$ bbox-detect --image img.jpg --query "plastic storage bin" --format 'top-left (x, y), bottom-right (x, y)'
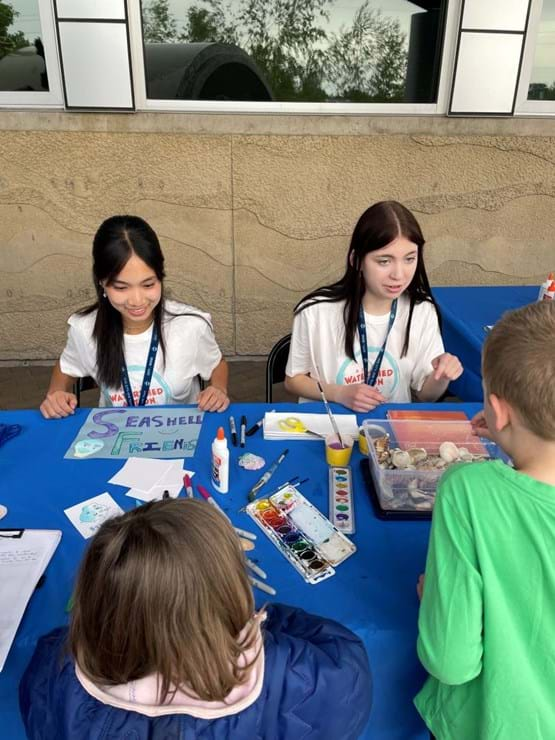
top-left (361, 418), bottom-right (508, 519)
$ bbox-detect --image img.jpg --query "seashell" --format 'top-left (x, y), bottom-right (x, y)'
top-left (391, 449), bottom-right (412, 469)
top-left (408, 447), bottom-right (428, 464)
top-left (439, 441), bottom-right (460, 463)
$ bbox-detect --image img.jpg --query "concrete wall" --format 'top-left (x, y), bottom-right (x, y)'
top-left (0, 112), bottom-right (554, 362)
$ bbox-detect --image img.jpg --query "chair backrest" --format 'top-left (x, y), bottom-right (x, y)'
top-left (72, 376), bottom-right (97, 408)
top-left (265, 333), bottom-right (291, 403)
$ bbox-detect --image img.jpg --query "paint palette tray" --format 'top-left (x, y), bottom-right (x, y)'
top-left (329, 466), bottom-right (355, 534)
top-left (246, 486), bottom-right (356, 585)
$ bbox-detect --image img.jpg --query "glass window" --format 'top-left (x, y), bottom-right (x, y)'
top-left (140, 0), bottom-right (447, 103)
top-left (0, 0), bottom-right (49, 91)
top-left (528, 0), bottom-right (555, 100)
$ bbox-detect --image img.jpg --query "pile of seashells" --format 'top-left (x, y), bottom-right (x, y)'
top-left (373, 434), bottom-right (487, 471)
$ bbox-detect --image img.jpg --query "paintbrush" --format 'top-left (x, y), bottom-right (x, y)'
top-left (246, 449), bottom-right (289, 503)
top-left (315, 376), bottom-right (346, 449)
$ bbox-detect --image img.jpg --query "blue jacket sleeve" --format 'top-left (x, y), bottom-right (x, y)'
top-left (263, 603), bottom-right (372, 740)
top-left (19, 627), bottom-right (71, 740)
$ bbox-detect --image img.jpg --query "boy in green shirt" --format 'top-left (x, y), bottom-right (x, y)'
top-left (415, 301), bottom-right (555, 739)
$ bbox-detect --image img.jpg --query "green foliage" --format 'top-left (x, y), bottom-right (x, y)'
top-left (143, 0), bottom-right (408, 102)
top-left (325, 4), bottom-right (407, 101)
top-left (0, 1), bottom-right (28, 60)
top-left (143, 0), bottom-right (178, 43)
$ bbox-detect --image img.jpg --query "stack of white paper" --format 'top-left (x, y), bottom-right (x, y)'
top-left (263, 412), bottom-right (359, 441)
top-left (109, 457), bottom-right (194, 502)
top-left (0, 529), bottom-right (61, 671)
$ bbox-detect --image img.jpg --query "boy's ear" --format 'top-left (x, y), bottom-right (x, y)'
top-left (489, 393), bottom-right (511, 432)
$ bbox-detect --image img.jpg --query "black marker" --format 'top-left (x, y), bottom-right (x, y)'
top-left (245, 408), bottom-right (275, 437)
top-left (229, 415), bottom-right (238, 446)
top-left (240, 415), bottom-right (247, 447)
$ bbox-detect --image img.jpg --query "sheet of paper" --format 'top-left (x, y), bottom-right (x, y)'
top-left (0, 529), bottom-right (61, 671)
top-left (157, 460), bottom-right (188, 486)
top-left (64, 493), bottom-right (124, 539)
top-left (126, 484), bottom-right (183, 502)
top-left (64, 407), bottom-right (204, 460)
top-left (109, 457), bottom-right (176, 490)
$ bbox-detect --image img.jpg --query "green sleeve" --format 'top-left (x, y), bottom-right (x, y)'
top-left (417, 476), bottom-right (483, 685)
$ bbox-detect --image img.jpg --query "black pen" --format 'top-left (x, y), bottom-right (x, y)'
top-left (246, 408), bottom-right (275, 437)
top-left (240, 415), bottom-right (247, 447)
top-left (229, 415), bottom-right (237, 446)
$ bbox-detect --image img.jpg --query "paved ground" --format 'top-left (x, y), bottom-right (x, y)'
top-left (0, 361), bottom-right (296, 411)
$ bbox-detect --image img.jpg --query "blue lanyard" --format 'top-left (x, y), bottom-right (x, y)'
top-left (358, 299), bottom-right (397, 386)
top-left (120, 324), bottom-right (159, 407)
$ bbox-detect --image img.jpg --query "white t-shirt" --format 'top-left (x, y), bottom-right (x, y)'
top-left (285, 295), bottom-right (444, 403)
top-left (60, 300), bottom-right (222, 407)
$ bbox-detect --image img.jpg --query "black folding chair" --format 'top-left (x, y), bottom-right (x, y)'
top-left (265, 334), bottom-right (291, 403)
top-left (72, 377), bottom-right (97, 408)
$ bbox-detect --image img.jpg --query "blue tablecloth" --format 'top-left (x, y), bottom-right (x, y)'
top-left (0, 401), bottom-right (482, 740)
top-left (433, 285), bottom-right (538, 401)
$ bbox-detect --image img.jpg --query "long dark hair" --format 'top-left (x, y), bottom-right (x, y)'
top-left (294, 200), bottom-right (440, 359)
top-left (79, 215), bottom-right (167, 388)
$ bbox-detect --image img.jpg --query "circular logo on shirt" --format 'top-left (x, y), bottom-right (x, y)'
top-left (102, 368), bottom-right (172, 407)
top-left (336, 347), bottom-right (400, 399)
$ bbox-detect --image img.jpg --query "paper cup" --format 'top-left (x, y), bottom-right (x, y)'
top-left (325, 433), bottom-right (354, 466)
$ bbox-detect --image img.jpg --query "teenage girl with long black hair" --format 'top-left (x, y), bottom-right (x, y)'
top-left (40, 215), bottom-right (229, 418)
top-left (284, 201), bottom-right (463, 412)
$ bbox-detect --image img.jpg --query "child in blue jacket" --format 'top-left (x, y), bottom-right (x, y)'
top-left (19, 498), bottom-right (371, 739)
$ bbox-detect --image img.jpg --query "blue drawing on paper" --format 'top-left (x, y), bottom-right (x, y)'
top-left (79, 503), bottom-right (107, 523)
top-left (64, 407), bottom-right (205, 460)
top-left (74, 439), bottom-right (104, 458)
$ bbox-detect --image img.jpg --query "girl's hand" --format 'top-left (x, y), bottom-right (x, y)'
top-left (470, 410), bottom-right (495, 440)
top-left (431, 353), bottom-right (463, 381)
top-left (40, 391), bottom-right (78, 419)
top-left (335, 383), bottom-right (385, 413)
top-left (198, 385), bottom-right (230, 412)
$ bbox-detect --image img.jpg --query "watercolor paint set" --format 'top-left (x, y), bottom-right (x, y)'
top-left (328, 466), bottom-right (355, 534)
top-left (246, 486), bottom-right (356, 585)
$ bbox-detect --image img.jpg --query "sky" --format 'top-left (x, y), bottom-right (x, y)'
top-left (166, 0), bottom-right (423, 37)
top-left (10, 0), bottom-right (554, 87)
top-left (531, 0), bottom-right (555, 85)
top-left (6, 0), bottom-right (42, 40)
top-left (6, 0), bottom-right (425, 41)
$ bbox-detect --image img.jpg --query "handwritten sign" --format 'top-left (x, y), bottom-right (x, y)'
top-left (64, 407), bottom-right (204, 460)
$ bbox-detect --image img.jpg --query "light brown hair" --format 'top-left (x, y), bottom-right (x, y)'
top-left (70, 498), bottom-right (258, 703)
top-left (482, 300), bottom-right (555, 440)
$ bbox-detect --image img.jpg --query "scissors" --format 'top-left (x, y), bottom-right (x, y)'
top-left (277, 417), bottom-right (324, 438)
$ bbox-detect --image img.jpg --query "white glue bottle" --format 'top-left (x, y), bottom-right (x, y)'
top-left (538, 272), bottom-right (554, 300)
top-left (211, 426), bottom-right (230, 493)
top-left (542, 280), bottom-right (555, 301)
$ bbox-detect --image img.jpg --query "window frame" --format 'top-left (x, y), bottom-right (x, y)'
top-left (515, 0), bottom-right (555, 114)
top-left (128, 0), bottom-right (462, 115)
top-left (0, 0), bottom-right (64, 107)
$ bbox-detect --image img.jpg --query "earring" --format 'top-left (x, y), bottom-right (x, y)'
top-left (103, 291), bottom-right (106, 298)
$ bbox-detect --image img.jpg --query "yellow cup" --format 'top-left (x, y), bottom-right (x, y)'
top-left (325, 433), bottom-right (354, 466)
